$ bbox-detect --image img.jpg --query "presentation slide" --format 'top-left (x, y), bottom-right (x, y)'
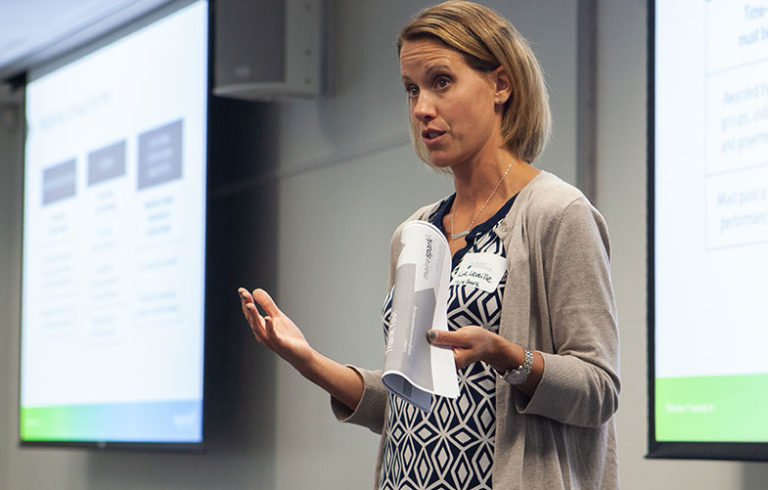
top-left (654, 0), bottom-right (768, 443)
top-left (20, 0), bottom-right (208, 444)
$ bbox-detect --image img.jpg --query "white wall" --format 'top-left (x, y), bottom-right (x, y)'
top-left (1, 1), bottom-right (768, 489)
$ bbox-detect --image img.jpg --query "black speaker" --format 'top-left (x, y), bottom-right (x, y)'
top-left (214, 0), bottom-right (323, 101)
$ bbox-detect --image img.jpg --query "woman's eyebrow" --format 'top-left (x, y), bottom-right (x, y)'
top-left (401, 63), bottom-right (453, 83)
top-left (424, 63), bottom-right (452, 74)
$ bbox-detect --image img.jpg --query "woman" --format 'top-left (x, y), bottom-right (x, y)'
top-left (239, 1), bottom-right (620, 488)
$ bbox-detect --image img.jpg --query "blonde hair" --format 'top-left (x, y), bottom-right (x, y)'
top-left (398, 1), bottom-right (551, 168)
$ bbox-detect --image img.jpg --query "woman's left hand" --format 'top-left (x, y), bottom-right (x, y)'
top-left (426, 326), bottom-right (502, 370)
top-left (428, 326), bottom-right (542, 396)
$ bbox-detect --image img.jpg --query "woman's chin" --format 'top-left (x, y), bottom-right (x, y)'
top-left (426, 153), bottom-right (456, 170)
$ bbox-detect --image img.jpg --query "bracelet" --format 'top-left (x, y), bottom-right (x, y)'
top-left (493, 348), bottom-right (534, 385)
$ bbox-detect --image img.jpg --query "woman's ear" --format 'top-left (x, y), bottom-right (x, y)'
top-left (492, 66), bottom-right (512, 105)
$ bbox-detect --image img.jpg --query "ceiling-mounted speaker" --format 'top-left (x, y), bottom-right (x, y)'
top-left (214, 0), bottom-right (323, 101)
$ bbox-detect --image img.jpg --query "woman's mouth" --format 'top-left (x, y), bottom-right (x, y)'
top-left (422, 128), bottom-right (446, 145)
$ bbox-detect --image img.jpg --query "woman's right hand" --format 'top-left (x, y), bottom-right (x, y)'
top-left (237, 287), bottom-right (364, 411)
top-left (238, 287), bottom-right (315, 370)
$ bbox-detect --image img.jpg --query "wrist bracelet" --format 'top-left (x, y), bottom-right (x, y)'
top-left (493, 348), bottom-right (534, 385)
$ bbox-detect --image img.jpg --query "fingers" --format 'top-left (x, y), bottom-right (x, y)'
top-left (263, 314), bottom-right (276, 339)
top-left (426, 329), bottom-right (469, 348)
top-left (427, 329), bottom-right (465, 368)
top-left (427, 326), bottom-right (495, 369)
top-left (238, 287), bottom-right (268, 340)
top-left (238, 287), bottom-right (253, 318)
top-left (426, 329), bottom-right (443, 345)
top-left (452, 350), bottom-right (471, 370)
top-left (252, 288), bottom-right (282, 318)
top-left (238, 287), bottom-right (252, 308)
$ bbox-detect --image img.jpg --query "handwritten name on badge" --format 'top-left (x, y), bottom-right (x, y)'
top-left (453, 253), bottom-right (506, 292)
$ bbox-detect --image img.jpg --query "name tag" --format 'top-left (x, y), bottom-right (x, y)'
top-left (452, 252), bottom-right (506, 292)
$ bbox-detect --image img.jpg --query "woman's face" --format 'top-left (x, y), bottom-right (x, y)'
top-left (400, 38), bottom-right (505, 170)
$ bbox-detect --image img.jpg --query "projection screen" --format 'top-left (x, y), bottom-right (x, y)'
top-left (649, 0), bottom-right (768, 461)
top-left (20, 0), bottom-right (208, 449)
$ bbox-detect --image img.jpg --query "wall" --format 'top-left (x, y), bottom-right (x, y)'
top-left (0, 87), bottom-right (23, 488)
top-left (1, 0), bottom-right (767, 489)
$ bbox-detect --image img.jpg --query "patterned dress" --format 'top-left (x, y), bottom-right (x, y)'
top-left (379, 194), bottom-right (516, 490)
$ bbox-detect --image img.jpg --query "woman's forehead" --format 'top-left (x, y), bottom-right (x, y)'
top-left (399, 39), bottom-right (466, 76)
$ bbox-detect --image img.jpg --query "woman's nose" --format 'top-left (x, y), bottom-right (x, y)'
top-left (412, 93), bottom-right (436, 122)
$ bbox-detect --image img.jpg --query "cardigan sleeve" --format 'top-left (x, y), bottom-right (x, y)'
top-left (516, 195), bottom-right (621, 428)
top-left (330, 367), bottom-right (388, 434)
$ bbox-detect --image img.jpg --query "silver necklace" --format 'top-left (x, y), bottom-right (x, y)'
top-left (450, 160), bottom-right (514, 241)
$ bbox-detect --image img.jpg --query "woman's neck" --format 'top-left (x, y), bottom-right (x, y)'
top-left (451, 155), bottom-right (537, 209)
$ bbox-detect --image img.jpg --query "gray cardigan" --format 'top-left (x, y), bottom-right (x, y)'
top-left (332, 171), bottom-right (620, 489)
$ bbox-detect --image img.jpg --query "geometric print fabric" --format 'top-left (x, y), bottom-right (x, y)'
top-left (379, 196), bottom-right (512, 489)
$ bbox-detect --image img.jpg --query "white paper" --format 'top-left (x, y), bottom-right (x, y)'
top-left (382, 220), bottom-right (459, 412)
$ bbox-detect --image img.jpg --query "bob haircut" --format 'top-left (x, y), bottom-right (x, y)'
top-left (398, 1), bottom-right (552, 169)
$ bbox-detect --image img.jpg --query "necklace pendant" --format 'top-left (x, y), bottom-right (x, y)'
top-left (451, 230), bottom-right (469, 240)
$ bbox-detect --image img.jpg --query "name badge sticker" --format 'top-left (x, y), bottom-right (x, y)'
top-left (453, 252), bottom-right (507, 292)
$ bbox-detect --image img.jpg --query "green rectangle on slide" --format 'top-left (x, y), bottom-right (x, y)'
top-left (655, 374), bottom-right (768, 442)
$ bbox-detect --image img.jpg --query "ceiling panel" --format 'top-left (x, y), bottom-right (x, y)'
top-left (0, 0), bottom-right (172, 81)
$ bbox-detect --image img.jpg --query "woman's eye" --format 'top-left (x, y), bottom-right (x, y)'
top-left (406, 85), bottom-right (419, 97)
top-left (436, 77), bottom-right (451, 89)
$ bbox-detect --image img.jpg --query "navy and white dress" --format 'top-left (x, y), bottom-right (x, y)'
top-left (379, 194), bottom-right (516, 490)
